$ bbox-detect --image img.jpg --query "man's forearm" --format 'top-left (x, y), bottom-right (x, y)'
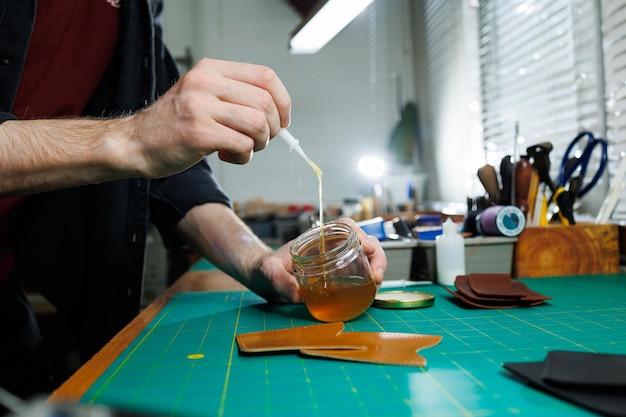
top-left (176, 202), bottom-right (272, 283)
top-left (0, 117), bottom-right (138, 197)
top-left (0, 59), bottom-right (293, 198)
top-left (176, 202), bottom-right (301, 303)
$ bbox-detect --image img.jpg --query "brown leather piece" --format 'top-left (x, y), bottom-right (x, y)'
top-left (510, 280), bottom-right (552, 302)
top-left (302, 332), bottom-right (443, 367)
top-left (236, 322), bottom-right (362, 352)
top-left (236, 322), bottom-right (442, 367)
top-left (445, 286), bottom-right (545, 309)
top-left (446, 273), bottom-right (551, 309)
top-left (468, 273), bottom-right (526, 297)
top-left (455, 275), bottom-right (516, 303)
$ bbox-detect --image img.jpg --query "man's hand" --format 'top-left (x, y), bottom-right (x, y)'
top-left (333, 217), bottom-right (387, 287)
top-left (128, 58), bottom-right (292, 177)
top-left (248, 217), bottom-right (387, 303)
top-left (178, 204), bottom-right (387, 304)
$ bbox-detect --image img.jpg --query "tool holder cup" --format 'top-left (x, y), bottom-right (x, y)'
top-left (290, 222), bottom-right (377, 323)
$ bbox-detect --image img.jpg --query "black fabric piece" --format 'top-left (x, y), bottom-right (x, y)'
top-left (503, 351), bottom-right (626, 417)
top-left (541, 350), bottom-right (626, 387)
top-left (0, 276), bottom-right (57, 398)
top-left (149, 159), bottom-right (231, 249)
top-left (0, 112), bottom-right (17, 122)
top-left (0, 0), bottom-right (36, 111)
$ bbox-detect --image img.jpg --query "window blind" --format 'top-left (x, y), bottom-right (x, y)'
top-left (421, 0), bottom-right (483, 201)
top-left (478, 0), bottom-right (609, 216)
top-left (419, 0), bottom-right (626, 217)
top-left (479, 1), bottom-right (580, 159)
top-left (602, 0), bottom-right (626, 220)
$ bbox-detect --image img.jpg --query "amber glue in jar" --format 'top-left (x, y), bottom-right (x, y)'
top-left (289, 221), bottom-right (377, 322)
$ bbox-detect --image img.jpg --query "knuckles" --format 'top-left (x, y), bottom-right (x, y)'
top-left (255, 65), bottom-right (279, 87)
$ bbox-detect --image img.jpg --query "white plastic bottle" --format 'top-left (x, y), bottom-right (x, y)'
top-left (435, 218), bottom-right (465, 286)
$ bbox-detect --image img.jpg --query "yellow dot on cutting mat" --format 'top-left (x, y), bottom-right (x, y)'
top-left (187, 353), bottom-right (205, 360)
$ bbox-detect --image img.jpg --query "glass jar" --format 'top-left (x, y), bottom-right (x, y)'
top-left (289, 221), bottom-right (377, 322)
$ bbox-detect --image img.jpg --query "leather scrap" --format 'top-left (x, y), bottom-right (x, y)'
top-left (236, 322), bottom-right (363, 352)
top-left (302, 332), bottom-right (443, 367)
top-left (446, 273), bottom-right (551, 309)
top-left (541, 350), bottom-right (626, 387)
top-left (444, 285), bottom-right (544, 309)
top-left (503, 351), bottom-right (626, 417)
top-left (236, 322), bottom-right (442, 367)
top-left (467, 273), bottom-right (526, 297)
top-left (510, 281), bottom-right (552, 302)
top-left (455, 275), bottom-right (516, 303)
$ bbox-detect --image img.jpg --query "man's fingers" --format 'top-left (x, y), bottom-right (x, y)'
top-left (198, 58), bottom-right (291, 129)
top-left (218, 149), bottom-right (254, 165)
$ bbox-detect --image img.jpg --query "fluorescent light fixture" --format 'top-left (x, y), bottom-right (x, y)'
top-left (289, 0), bottom-right (374, 54)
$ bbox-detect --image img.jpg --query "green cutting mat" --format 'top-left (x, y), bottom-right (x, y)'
top-left (81, 274), bottom-right (626, 417)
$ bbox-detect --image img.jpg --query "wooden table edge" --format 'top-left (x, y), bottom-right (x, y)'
top-left (48, 270), bottom-right (247, 403)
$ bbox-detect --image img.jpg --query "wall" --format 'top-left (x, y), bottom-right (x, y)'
top-left (161, 0), bottom-right (426, 212)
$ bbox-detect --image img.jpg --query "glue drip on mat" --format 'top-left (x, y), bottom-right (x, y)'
top-left (277, 129), bottom-right (325, 252)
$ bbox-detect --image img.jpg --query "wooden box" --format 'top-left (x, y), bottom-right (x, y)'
top-left (513, 223), bottom-right (619, 277)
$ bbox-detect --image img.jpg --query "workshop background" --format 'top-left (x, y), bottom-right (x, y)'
top-left (161, 0), bottom-right (626, 220)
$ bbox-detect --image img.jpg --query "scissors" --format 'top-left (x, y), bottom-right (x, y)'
top-left (556, 131), bottom-right (608, 199)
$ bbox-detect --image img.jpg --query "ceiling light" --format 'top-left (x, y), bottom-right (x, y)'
top-left (289, 0), bottom-right (374, 54)
top-left (358, 156), bottom-right (386, 178)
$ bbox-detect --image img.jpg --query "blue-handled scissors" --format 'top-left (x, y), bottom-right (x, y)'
top-left (556, 131), bottom-right (608, 199)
